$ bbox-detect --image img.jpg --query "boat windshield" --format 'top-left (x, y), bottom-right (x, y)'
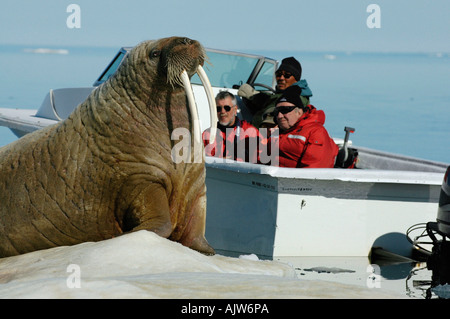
top-left (94, 48), bottom-right (277, 90)
top-left (191, 50), bottom-right (277, 90)
top-left (94, 50), bottom-right (127, 86)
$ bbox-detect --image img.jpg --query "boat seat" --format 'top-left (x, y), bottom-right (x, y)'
top-left (35, 87), bottom-right (95, 121)
top-left (235, 96), bottom-right (253, 122)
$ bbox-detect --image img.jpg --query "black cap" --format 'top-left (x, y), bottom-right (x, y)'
top-left (277, 57), bottom-right (302, 81)
top-left (276, 86), bottom-right (304, 109)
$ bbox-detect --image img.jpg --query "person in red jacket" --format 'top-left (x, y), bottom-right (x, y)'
top-left (269, 86), bottom-right (338, 168)
top-left (203, 91), bottom-right (261, 163)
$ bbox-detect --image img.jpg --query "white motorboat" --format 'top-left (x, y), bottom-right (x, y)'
top-left (0, 46), bottom-right (448, 259)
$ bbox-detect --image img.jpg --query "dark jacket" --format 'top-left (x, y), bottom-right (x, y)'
top-left (247, 79), bottom-right (313, 128)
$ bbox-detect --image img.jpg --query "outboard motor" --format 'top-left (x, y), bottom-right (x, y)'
top-left (426, 165), bottom-right (450, 288)
top-left (436, 166), bottom-right (450, 237)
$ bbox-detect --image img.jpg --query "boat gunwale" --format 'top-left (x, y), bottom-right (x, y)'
top-left (205, 156), bottom-right (446, 185)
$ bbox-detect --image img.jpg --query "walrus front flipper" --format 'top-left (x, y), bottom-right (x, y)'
top-left (122, 183), bottom-right (214, 255)
top-left (177, 194), bottom-right (215, 256)
top-left (123, 184), bottom-right (173, 239)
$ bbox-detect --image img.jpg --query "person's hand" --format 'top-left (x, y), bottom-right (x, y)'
top-left (237, 83), bottom-right (259, 99)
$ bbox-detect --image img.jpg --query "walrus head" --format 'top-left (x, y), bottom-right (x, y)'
top-left (110, 37), bottom-right (217, 146)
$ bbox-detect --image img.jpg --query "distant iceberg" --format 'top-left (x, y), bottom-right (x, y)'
top-left (23, 48), bottom-right (69, 55)
top-left (323, 54), bottom-right (337, 60)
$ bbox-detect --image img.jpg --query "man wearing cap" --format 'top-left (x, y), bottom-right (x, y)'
top-left (269, 86), bottom-right (338, 168)
top-left (238, 56), bottom-right (313, 128)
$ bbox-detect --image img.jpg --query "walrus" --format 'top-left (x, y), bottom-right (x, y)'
top-left (0, 36), bottom-right (218, 258)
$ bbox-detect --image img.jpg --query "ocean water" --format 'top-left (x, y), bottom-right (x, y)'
top-left (0, 45), bottom-right (118, 147)
top-left (1, 45), bottom-right (449, 163)
top-left (0, 45), bottom-right (449, 299)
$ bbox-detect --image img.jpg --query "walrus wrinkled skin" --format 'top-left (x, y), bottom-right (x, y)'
top-left (0, 37), bottom-right (215, 257)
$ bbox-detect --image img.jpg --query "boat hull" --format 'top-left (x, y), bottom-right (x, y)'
top-left (205, 158), bottom-right (442, 258)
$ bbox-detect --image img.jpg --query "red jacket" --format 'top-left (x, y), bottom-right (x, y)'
top-left (203, 118), bottom-right (262, 163)
top-left (270, 105), bottom-right (339, 168)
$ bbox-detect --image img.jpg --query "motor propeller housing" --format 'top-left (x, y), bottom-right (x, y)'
top-left (426, 166), bottom-right (450, 292)
top-left (437, 166), bottom-right (450, 236)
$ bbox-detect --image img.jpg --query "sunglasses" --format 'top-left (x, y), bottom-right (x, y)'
top-left (216, 105), bottom-right (233, 112)
top-left (275, 71), bottom-right (293, 78)
top-left (272, 106), bottom-right (297, 116)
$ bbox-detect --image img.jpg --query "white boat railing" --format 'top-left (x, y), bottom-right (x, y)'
top-left (205, 156), bottom-right (446, 185)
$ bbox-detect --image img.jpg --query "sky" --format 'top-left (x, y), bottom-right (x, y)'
top-left (1, 0), bottom-right (449, 53)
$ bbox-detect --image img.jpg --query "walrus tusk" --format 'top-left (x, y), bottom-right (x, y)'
top-left (196, 65), bottom-right (217, 144)
top-left (180, 66), bottom-right (217, 146)
top-left (180, 70), bottom-right (201, 146)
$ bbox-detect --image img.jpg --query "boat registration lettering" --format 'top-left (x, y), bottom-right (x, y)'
top-left (281, 187), bottom-right (312, 192)
top-left (251, 180), bottom-right (275, 191)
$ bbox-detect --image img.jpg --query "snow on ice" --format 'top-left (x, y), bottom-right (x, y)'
top-left (0, 230), bottom-right (404, 298)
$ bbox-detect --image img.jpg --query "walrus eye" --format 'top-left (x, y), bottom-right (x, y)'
top-left (150, 49), bottom-right (161, 58)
